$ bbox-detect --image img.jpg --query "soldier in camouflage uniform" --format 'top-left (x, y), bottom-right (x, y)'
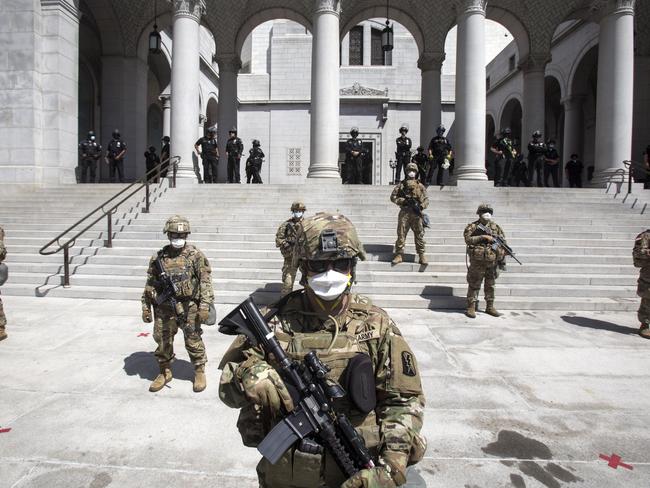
top-left (0, 226), bottom-right (7, 341)
top-left (391, 162), bottom-right (429, 265)
top-left (275, 202), bottom-right (306, 296)
top-left (141, 215), bottom-right (215, 393)
top-left (219, 212), bottom-right (426, 488)
top-left (464, 204), bottom-right (506, 318)
top-left (633, 229), bottom-right (650, 339)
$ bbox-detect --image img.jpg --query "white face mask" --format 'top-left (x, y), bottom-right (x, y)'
top-left (408, 172), bottom-right (417, 179)
top-left (293, 211), bottom-right (303, 219)
top-left (170, 238), bottom-right (186, 249)
top-left (307, 269), bottom-right (351, 301)
top-left (480, 213), bottom-right (492, 221)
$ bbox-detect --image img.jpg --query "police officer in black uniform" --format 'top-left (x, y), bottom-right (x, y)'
top-left (160, 136), bottom-right (171, 178)
top-left (411, 146), bottom-right (429, 185)
top-left (195, 127), bottom-right (219, 184)
top-left (78, 131), bottom-right (102, 183)
top-left (395, 124), bottom-right (412, 183)
top-left (544, 139), bottom-right (561, 188)
top-left (226, 127), bottom-right (244, 183)
top-left (106, 129), bottom-right (127, 183)
top-left (490, 128), bottom-right (516, 187)
top-left (246, 139), bottom-right (264, 184)
top-left (345, 127), bottom-right (364, 184)
top-left (144, 146), bottom-right (161, 182)
top-left (565, 153), bottom-right (584, 188)
top-left (428, 125), bottom-right (453, 186)
top-left (527, 130), bottom-right (546, 187)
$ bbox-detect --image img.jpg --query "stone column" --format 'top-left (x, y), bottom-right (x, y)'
top-left (418, 52), bottom-right (445, 148)
top-left (216, 55), bottom-right (241, 183)
top-left (520, 53), bottom-right (549, 146)
top-left (160, 95), bottom-right (171, 138)
top-left (341, 33), bottom-right (350, 66)
top-left (308, 0), bottom-right (341, 179)
top-left (561, 95), bottom-right (584, 166)
top-left (454, 0), bottom-right (488, 181)
top-left (594, 0), bottom-right (635, 185)
top-left (362, 22), bottom-right (371, 66)
top-left (170, 0), bottom-right (205, 181)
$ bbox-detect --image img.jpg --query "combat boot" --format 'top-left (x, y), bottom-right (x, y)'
top-left (418, 253), bottom-right (428, 265)
top-left (193, 364), bottom-right (207, 392)
top-left (465, 301), bottom-right (476, 319)
top-left (391, 254), bottom-right (403, 265)
top-left (485, 302), bottom-right (502, 317)
top-left (149, 364), bottom-right (172, 392)
top-left (640, 324), bottom-right (650, 339)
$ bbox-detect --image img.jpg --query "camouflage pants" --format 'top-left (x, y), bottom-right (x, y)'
top-left (281, 257), bottom-right (298, 296)
top-left (395, 208), bottom-right (425, 255)
top-left (639, 297), bottom-right (650, 326)
top-left (0, 293), bottom-right (6, 332)
top-left (153, 302), bottom-right (206, 366)
top-left (466, 260), bottom-right (499, 304)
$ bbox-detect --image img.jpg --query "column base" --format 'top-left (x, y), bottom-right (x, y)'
top-left (456, 179), bottom-right (493, 190)
top-left (307, 165), bottom-right (340, 179)
top-left (304, 176), bottom-right (342, 185)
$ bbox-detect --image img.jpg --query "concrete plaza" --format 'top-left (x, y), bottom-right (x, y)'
top-left (0, 295), bottom-right (648, 487)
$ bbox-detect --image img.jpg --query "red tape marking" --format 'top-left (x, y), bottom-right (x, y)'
top-left (0, 428), bottom-right (11, 434)
top-left (137, 332), bottom-right (150, 337)
top-left (599, 453), bottom-right (633, 470)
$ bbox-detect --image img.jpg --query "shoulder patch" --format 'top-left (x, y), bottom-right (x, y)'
top-left (401, 351), bottom-right (417, 377)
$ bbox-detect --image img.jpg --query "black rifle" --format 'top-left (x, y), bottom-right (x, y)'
top-left (153, 257), bottom-right (195, 336)
top-left (402, 194), bottom-right (430, 228)
top-left (476, 223), bottom-right (523, 265)
top-left (219, 296), bottom-right (375, 477)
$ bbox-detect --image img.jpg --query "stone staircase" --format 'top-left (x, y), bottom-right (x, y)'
top-left (1, 182), bottom-right (646, 310)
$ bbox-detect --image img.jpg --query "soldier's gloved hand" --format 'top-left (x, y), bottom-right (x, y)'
top-left (198, 304), bottom-right (210, 323)
top-left (142, 308), bottom-right (153, 323)
top-left (240, 361), bottom-right (294, 414)
top-left (340, 467), bottom-right (396, 488)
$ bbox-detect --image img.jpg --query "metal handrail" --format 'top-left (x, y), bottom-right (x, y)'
top-left (623, 159), bottom-right (650, 194)
top-left (39, 156), bottom-right (181, 287)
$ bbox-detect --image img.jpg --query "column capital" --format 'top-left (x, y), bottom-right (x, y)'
top-left (561, 94), bottom-right (586, 110)
top-left (313, 0), bottom-right (341, 17)
top-left (216, 54), bottom-right (242, 73)
top-left (454, 0), bottom-right (487, 15)
top-left (170, 0), bottom-right (206, 22)
top-left (590, 0), bottom-right (635, 18)
top-left (519, 52), bottom-right (551, 73)
top-left (159, 94), bottom-right (171, 108)
top-left (418, 52), bottom-right (446, 72)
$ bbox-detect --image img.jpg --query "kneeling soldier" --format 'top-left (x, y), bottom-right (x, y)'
top-left (219, 212), bottom-right (426, 488)
top-left (141, 215), bottom-right (215, 392)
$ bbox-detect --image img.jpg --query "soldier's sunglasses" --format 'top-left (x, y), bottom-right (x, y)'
top-left (306, 258), bottom-right (353, 274)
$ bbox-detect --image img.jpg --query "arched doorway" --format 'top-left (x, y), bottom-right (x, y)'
top-left (499, 98), bottom-right (523, 147)
top-left (147, 104), bottom-right (163, 153)
top-left (485, 114), bottom-right (496, 179)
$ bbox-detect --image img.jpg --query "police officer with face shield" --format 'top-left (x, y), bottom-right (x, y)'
top-left (219, 212), bottom-right (426, 488)
top-left (395, 124), bottom-right (412, 183)
top-left (345, 127), bottom-right (365, 184)
top-left (78, 131), bottom-right (102, 183)
top-left (106, 129), bottom-right (127, 183)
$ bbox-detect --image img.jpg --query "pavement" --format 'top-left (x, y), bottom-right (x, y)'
top-left (0, 295), bottom-right (649, 488)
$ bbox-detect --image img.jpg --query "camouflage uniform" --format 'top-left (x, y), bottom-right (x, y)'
top-left (275, 202), bottom-right (305, 296)
top-left (464, 205), bottom-right (506, 316)
top-left (219, 212), bottom-right (426, 488)
top-left (390, 163), bottom-right (429, 264)
top-left (0, 226), bottom-right (6, 341)
top-left (633, 229), bottom-right (650, 337)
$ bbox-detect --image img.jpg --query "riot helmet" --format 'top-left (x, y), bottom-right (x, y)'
top-left (350, 127), bottom-right (359, 137)
top-left (252, 139), bottom-right (261, 147)
top-left (112, 129), bottom-right (121, 139)
top-left (399, 124), bottom-right (409, 134)
top-left (436, 125), bottom-right (446, 135)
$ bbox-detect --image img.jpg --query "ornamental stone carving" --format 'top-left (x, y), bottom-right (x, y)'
top-left (590, 0), bottom-right (635, 16)
top-left (313, 0), bottom-right (341, 16)
top-left (453, 0), bottom-right (487, 14)
top-left (418, 52), bottom-right (446, 71)
top-left (340, 82), bottom-right (388, 97)
top-left (216, 55), bottom-right (242, 73)
top-left (171, 0), bottom-right (205, 22)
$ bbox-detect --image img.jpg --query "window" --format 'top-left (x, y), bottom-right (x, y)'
top-left (508, 54), bottom-right (516, 72)
top-left (486, 76), bottom-right (491, 91)
top-left (371, 28), bottom-right (385, 66)
top-left (349, 26), bottom-right (363, 66)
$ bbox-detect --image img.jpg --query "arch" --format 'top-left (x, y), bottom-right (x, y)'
top-left (485, 6), bottom-right (531, 60)
top-left (81, 0), bottom-right (125, 55)
top-left (497, 94), bottom-right (523, 129)
top-left (205, 96), bottom-right (218, 130)
top-left (499, 98), bottom-right (523, 144)
top-left (235, 8), bottom-right (312, 57)
top-left (340, 6), bottom-right (425, 56)
top-left (544, 65), bottom-right (567, 100)
top-left (568, 37), bottom-right (599, 97)
top-left (545, 75), bottom-right (564, 143)
top-left (78, 58), bottom-right (98, 139)
top-left (147, 103), bottom-right (163, 152)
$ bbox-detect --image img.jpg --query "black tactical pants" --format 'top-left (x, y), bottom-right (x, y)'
top-left (227, 155), bottom-right (240, 183)
top-left (202, 158), bottom-right (218, 183)
top-left (346, 155), bottom-right (364, 184)
top-left (395, 153), bottom-right (410, 182)
top-left (544, 163), bottom-right (560, 187)
top-left (567, 173), bottom-right (582, 188)
top-left (428, 155), bottom-right (446, 186)
top-left (251, 164), bottom-right (262, 184)
top-left (494, 157), bottom-right (512, 186)
top-left (528, 156), bottom-right (544, 187)
top-left (109, 158), bottom-right (124, 183)
top-left (80, 159), bottom-right (96, 183)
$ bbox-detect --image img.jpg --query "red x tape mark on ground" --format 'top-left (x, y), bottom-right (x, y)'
top-left (0, 428), bottom-right (11, 434)
top-left (599, 453), bottom-right (633, 470)
top-left (137, 332), bottom-right (150, 337)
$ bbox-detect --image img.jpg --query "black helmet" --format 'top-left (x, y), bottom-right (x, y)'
top-left (532, 130), bottom-right (541, 138)
top-left (148, 146), bottom-right (156, 152)
top-left (399, 124), bottom-right (408, 133)
top-left (112, 129), bottom-right (121, 138)
top-left (87, 130), bottom-right (95, 138)
top-left (252, 139), bottom-right (260, 146)
top-left (436, 125), bottom-right (446, 134)
top-left (350, 127), bottom-right (359, 136)
top-left (229, 126), bottom-right (237, 134)
top-left (162, 136), bottom-right (170, 143)
top-left (207, 126), bottom-right (216, 135)
top-left (502, 128), bottom-right (512, 136)
top-left (416, 146), bottom-right (424, 152)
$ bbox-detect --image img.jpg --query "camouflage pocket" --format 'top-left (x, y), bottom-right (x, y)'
top-left (408, 431), bottom-right (427, 465)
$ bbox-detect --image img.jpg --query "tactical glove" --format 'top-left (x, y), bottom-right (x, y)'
top-left (240, 361), bottom-right (294, 414)
top-left (198, 305), bottom-right (210, 323)
top-left (340, 467), bottom-right (396, 488)
top-left (142, 308), bottom-right (153, 323)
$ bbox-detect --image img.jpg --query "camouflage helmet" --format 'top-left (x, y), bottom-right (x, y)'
top-left (294, 212), bottom-right (366, 263)
top-left (476, 203), bottom-right (494, 215)
top-left (291, 201), bottom-right (306, 212)
top-left (406, 162), bottom-right (419, 174)
top-left (163, 215), bottom-right (191, 234)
